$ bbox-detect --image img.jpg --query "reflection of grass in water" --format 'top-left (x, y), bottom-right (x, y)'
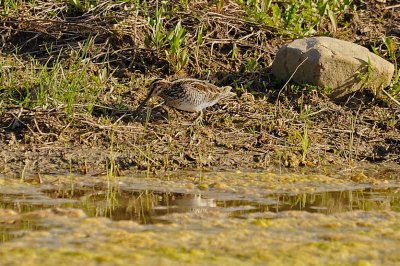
top-left (391, 195), bottom-right (400, 212)
top-left (139, 190), bottom-right (151, 224)
top-left (0, 218), bottom-right (42, 243)
top-left (128, 190), bottom-right (164, 224)
top-left (122, 191), bottom-right (176, 224)
top-left (105, 172), bottom-right (119, 219)
top-left (279, 189), bottom-right (400, 213)
top-left (105, 131), bottom-right (119, 219)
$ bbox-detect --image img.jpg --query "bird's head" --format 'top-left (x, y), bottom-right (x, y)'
top-left (134, 79), bottom-right (171, 115)
top-left (148, 79), bottom-right (171, 98)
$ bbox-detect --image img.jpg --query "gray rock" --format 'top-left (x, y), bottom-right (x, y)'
top-left (272, 37), bottom-right (394, 99)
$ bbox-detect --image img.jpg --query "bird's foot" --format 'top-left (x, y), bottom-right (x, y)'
top-left (193, 111), bottom-right (204, 126)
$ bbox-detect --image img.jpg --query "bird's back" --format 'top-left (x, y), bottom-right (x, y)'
top-left (159, 79), bottom-right (234, 112)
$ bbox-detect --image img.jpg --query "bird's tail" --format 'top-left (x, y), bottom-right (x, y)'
top-left (222, 86), bottom-right (236, 98)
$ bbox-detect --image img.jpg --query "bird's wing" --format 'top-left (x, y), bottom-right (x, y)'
top-left (174, 79), bottom-right (223, 94)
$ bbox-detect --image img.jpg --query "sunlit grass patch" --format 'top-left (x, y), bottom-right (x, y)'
top-left (237, 0), bottom-right (352, 37)
top-left (1, 0), bottom-right (22, 15)
top-left (0, 39), bottom-right (111, 115)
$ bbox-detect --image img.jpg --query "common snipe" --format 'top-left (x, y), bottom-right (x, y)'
top-left (135, 78), bottom-right (235, 121)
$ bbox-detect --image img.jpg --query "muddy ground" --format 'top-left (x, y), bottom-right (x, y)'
top-left (0, 1), bottom-right (399, 176)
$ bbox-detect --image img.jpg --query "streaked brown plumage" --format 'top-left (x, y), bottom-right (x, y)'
top-left (135, 78), bottom-right (235, 120)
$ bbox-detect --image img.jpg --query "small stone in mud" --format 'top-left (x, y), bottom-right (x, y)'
top-left (209, 182), bottom-right (227, 190)
top-left (198, 183), bottom-right (209, 190)
top-left (351, 172), bottom-right (369, 182)
top-left (186, 183), bottom-right (195, 189)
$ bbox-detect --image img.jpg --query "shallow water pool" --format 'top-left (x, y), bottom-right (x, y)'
top-left (0, 170), bottom-right (399, 265)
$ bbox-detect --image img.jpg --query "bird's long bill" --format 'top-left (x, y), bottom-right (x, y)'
top-left (133, 93), bottom-right (153, 115)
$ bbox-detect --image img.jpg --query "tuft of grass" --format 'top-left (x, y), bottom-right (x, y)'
top-left (1, 0), bottom-right (21, 15)
top-left (145, 5), bottom-right (189, 72)
top-left (166, 20), bottom-right (189, 72)
top-left (179, 0), bottom-right (189, 9)
top-left (237, 0), bottom-right (352, 37)
top-left (301, 123), bottom-right (309, 162)
top-left (215, 0), bottom-right (225, 12)
top-left (245, 57), bottom-right (259, 72)
top-left (147, 4), bottom-right (167, 50)
top-left (371, 36), bottom-right (399, 100)
top-left (0, 38), bottom-right (108, 115)
top-left (383, 37), bottom-right (399, 96)
top-left (68, 0), bottom-right (100, 15)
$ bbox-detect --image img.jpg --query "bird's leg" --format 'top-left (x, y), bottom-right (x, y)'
top-left (163, 105), bottom-right (175, 121)
top-left (194, 110), bottom-right (204, 125)
top-left (170, 106), bottom-right (180, 118)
